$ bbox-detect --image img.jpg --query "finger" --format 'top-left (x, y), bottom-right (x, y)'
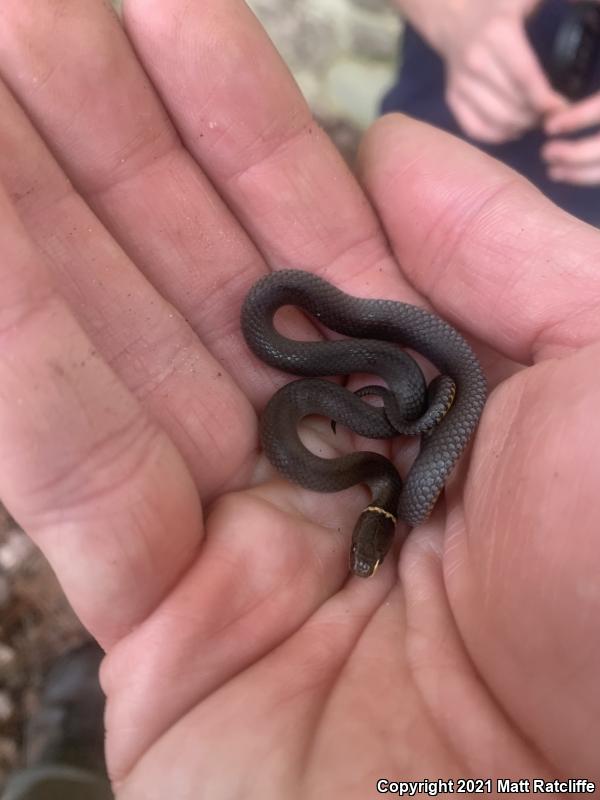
top-left (0, 0), bottom-right (400, 404)
top-left (494, 24), bottom-right (566, 114)
top-left (461, 43), bottom-right (534, 115)
top-left (122, 0), bottom-right (408, 298)
top-left (448, 94), bottom-right (516, 143)
top-left (123, 4), bottom-right (515, 399)
top-left (105, 553), bottom-right (397, 785)
top-left (546, 92), bottom-right (600, 135)
top-left (548, 163), bottom-right (600, 186)
top-left (0, 183), bottom-right (202, 648)
top-left (0, 0), bottom-right (270, 388)
top-left (0, 77), bottom-right (255, 499)
top-left (358, 115), bottom-right (600, 363)
top-left (448, 79), bottom-right (535, 142)
top-left (542, 132), bottom-right (600, 167)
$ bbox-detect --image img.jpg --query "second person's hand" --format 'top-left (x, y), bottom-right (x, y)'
top-left (544, 90), bottom-right (600, 185)
top-left (399, 0), bottom-right (567, 143)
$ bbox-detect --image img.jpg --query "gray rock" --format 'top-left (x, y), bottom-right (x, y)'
top-left (0, 529), bottom-right (35, 572)
top-left (249, 1), bottom-right (340, 72)
top-left (325, 57), bottom-right (395, 127)
top-left (350, 12), bottom-right (400, 61)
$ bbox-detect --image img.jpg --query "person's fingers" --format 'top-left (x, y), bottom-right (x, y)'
top-left (122, 0), bottom-right (411, 302)
top-left (124, 0), bottom-right (516, 393)
top-left (494, 23), bottom-right (566, 114)
top-left (447, 78), bottom-right (535, 143)
top-left (0, 0), bottom-right (413, 404)
top-left (543, 132), bottom-right (600, 167)
top-left (107, 564), bottom-right (400, 789)
top-left (542, 133), bottom-right (600, 185)
top-left (544, 133), bottom-right (600, 184)
top-left (102, 483), bottom-right (398, 780)
top-left (0, 0), bottom-right (269, 389)
top-left (358, 115), bottom-right (600, 363)
top-left (548, 163), bottom-right (600, 185)
top-left (446, 16), bottom-right (566, 141)
top-left (462, 35), bottom-right (539, 121)
top-left (124, 0), bottom-right (517, 396)
top-left (460, 42), bottom-right (537, 118)
top-left (447, 93), bottom-right (515, 143)
top-left (0, 183), bottom-right (202, 648)
top-left (545, 91), bottom-right (600, 135)
top-left (0, 78), bottom-right (255, 498)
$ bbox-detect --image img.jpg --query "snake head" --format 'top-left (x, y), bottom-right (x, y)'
top-left (350, 509), bottom-right (397, 578)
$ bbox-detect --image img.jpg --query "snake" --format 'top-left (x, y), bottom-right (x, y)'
top-left (241, 270), bottom-right (487, 578)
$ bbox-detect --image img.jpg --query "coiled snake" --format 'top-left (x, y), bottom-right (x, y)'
top-left (242, 270), bottom-right (487, 578)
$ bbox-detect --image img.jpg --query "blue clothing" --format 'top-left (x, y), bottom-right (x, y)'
top-left (381, 1), bottom-right (600, 226)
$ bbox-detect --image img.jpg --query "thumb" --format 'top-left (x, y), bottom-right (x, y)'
top-left (358, 114), bottom-right (600, 364)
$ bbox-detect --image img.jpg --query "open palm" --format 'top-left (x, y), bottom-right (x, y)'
top-left (0, 2), bottom-right (599, 797)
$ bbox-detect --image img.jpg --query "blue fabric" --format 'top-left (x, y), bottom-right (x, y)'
top-left (381, 0), bottom-right (600, 225)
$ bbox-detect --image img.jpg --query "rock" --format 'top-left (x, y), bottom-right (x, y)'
top-left (317, 114), bottom-right (363, 164)
top-left (325, 57), bottom-right (395, 128)
top-left (0, 644), bottom-right (16, 675)
top-left (349, 9), bottom-right (401, 61)
top-left (247, 0), bottom-right (399, 134)
top-left (0, 530), bottom-right (35, 573)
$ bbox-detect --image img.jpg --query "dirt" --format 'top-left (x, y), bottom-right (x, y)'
top-left (0, 506), bottom-right (87, 789)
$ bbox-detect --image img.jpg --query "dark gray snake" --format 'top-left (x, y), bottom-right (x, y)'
top-left (241, 270), bottom-right (487, 578)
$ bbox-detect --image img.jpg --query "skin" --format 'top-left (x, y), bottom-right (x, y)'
top-left (391, 0), bottom-right (566, 143)
top-left (544, 0), bottom-right (600, 187)
top-left (394, 0), bottom-right (600, 187)
top-left (0, 1), bottom-right (599, 797)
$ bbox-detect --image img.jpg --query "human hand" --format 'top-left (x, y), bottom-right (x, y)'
top-left (0, 2), bottom-right (599, 798)
top-left (430, 0), bottom-right (566, 142)
top-left (543, 91), bottom-right (600, 184)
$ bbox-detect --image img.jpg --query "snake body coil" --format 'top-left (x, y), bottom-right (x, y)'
top-left (242, 270), bottom-right (487, 577)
